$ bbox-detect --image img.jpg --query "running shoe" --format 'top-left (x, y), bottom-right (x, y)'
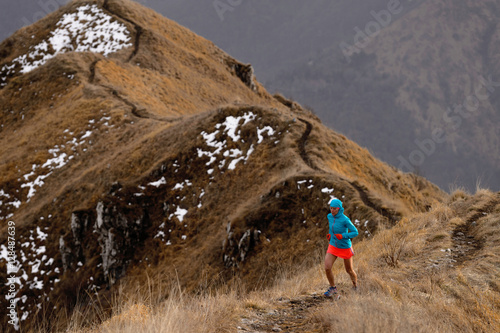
top-left (324, 286), bottom-right (338, 297)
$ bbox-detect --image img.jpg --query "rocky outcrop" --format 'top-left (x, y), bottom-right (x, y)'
top-left (59, 236), bottom-right (73, 273)
top-left (70, 210), bottom-right (92, 258)
top-left (59, 210), bottom-right (92, 273)
top-left (93, 201), bottom-right (150, 285)
top-left (59, 201), bottom-right (149, 285)
top-left (226, 58), bottom-right (257, 91)
top-left (222, 222), bottom-right (260, 267)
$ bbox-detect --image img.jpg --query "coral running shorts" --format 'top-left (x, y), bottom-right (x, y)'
top-left (327, 244), bottom-right (354, 259)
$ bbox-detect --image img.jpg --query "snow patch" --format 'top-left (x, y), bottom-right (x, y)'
top-left (148, 177), bottom-right (166, 188)
top-left (1, 4), bottom-right (132, 86)
top-left (3, 225), bottom-right (57, 325)
top-left (174, 206), bottom-right (188, 222)
top-left (198, 111), bottom-right (274, 174)
top-left (257, 126), bottom-right (275, 143)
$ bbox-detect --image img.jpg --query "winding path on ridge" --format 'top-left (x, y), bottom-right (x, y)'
top-left (88, 59), bottom-right (159, 120)
top-left (451, 193), bottom-right (500, 266)
top-left (297, 118), bottom-right (319, 171)
top-left (350, 181), bottom-right (399, 224)
top-left (93, 1), bottom-right (158, 121)
top-left (296, 117), bottom-right (399, 224)
top-left (103, 0), bottom-right (143, 62)
top-left (88, 58), bottom-right (181, 122)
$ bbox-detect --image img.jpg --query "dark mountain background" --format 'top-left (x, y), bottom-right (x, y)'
top-left (2, 0), bottom-right (499, 192)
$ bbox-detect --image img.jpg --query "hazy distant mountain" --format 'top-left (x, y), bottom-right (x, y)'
top-left (364, 0), bottom-right (500, 191)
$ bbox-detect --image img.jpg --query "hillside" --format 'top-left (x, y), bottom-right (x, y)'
top-left (64, 189), bottom-right (500, 333)
top-left (236, 189), bottom-right (500, 333)
top-left (0, 0), bottom-right (446, 331)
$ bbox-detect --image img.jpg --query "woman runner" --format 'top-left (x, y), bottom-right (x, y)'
top-left (324, 198), bottom-right (359, 297)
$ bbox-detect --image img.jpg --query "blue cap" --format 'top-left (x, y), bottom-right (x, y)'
top-left (329, 198), bottom-right (343, 208)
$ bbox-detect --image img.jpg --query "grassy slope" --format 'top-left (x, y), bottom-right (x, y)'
top-left (66, 190), bottom-right (500, 332)
top-left (63, 189), bottom-right (500, 333)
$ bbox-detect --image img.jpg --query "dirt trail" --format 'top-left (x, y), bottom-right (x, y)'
top-left (103, 0), bottom-right (143, 62)
top-left (88, 59), bottom-right (182, 123)
top-left (297, 118), bottom-right (319, 171)
top-left (451, 193), bottom-right (499, 266)
top-left (238, 294), bottom-right (325, 333)
top-left (237, 292), bottom-right (349, 333)
top-left (350, 181), bottom-right (399, 224)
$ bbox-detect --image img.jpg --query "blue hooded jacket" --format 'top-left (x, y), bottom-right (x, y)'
top-left (328, 199), bottom-right (358, 249)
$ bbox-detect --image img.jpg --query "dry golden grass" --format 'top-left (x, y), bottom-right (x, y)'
top-left (59, 189), bottom-right (499, 333)
top-left (60, 274), bottom-right (243, 333)
top-left (308, 189), bottom-right (500, 333)
top-left (0, 0), bottom-right (287, 220)
top-left (306, 115), bottom-right (445, 215)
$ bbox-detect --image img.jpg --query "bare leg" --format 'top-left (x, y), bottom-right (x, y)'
top-left (344, 257), bottom-right (358, 287)
top-left (324, 252), bottom-right (338, 287)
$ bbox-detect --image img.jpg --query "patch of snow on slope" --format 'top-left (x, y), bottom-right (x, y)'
top-left (1, 4), bottom-right (132, 86)
top-left (148, 177), bottom-right (166, 188)
top-left (174, 206), bottom-right (188, 222)
top-left (257, 126), bottom-right (275, 143)
top-left (1, 223), bottom-right (56, 325)
top-left (197, 112), bottom-right (276, 174)
top-left (17, 115), bottom-right (110, 205)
